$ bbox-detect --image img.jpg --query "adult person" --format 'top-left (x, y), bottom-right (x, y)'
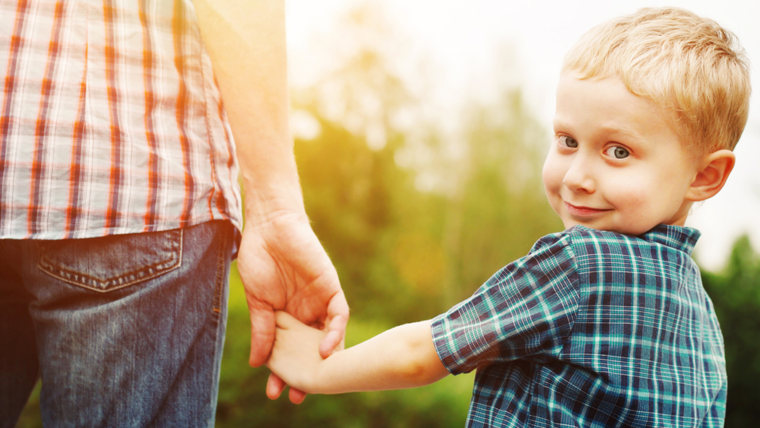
top-left (0, 0), bottom-right (348, 426)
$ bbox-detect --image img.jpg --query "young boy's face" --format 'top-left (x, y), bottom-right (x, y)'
top-left (542, 73), bottom-right (701, 236)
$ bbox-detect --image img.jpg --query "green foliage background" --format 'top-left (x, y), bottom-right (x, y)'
top-left (14, 5), bottom-right (760, 427)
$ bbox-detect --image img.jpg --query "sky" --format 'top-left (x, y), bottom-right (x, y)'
top-left (285, 0), bottom-right (760, 271)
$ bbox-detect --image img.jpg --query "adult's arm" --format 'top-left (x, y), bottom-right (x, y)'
top-left (192, 0), bottom-right (349, 398)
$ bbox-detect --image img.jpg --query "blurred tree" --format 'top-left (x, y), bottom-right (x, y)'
top-left (441, 90), bottom-right (560, 304)
top-left (294, 114), bottom-right (428, 321)
top-left (290, 2), bottom-right (452, 322)
top-left (702, 235), bottom-right (760, 428)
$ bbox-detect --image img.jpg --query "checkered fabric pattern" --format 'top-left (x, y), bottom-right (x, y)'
top-left (0, 0), bottom-right (241, 240)
top-left (432, 225), bottom-right (726, 427)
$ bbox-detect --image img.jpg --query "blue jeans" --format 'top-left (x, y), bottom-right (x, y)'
top-left (0, 220), bottom-right (234, 428)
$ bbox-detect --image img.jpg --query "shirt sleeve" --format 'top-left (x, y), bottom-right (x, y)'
top-left (431, 231), bottom-right (581, 375)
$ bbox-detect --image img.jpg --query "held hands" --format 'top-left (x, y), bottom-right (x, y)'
top-left (266, 311), bottom-right (329, 395)
top-left (236, 211), bottom-right (349, 403)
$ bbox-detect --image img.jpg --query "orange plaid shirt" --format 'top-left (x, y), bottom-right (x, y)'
top-left (0, 0), bottom-right (242, 239)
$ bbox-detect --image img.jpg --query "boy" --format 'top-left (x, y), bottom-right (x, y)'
top-left (267, 7), bottom-right (751, 427)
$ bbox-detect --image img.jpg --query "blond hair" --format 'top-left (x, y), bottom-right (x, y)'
top-left (563, 7), bottom-right (751, 151)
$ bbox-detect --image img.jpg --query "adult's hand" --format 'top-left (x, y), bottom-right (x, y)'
top-left (237, 210), bottom-right (349, 403)
top-left (238, 211), bottom-right (348, 367)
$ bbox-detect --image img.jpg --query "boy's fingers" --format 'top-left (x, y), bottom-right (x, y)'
top-left (275, 310), bottom-right (299, 328)
top-left (266, 373), bottom-right (286, 400)
top-left (289, 387), bottom-right (307, 404)
top-left (266, 369), bottom-right (307, 404)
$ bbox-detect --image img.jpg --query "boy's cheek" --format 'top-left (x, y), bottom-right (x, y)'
top-left (541, 160), bottom-right (565, 200)
top-left (541, 155), bottom-right (559, 190)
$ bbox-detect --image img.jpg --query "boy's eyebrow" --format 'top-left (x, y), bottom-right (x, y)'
top-left (553, 117), bottom-right (645, 142)
top-left (598, 124), bottom-right (644, 141)
top-left (552, 116), bottom-right (567, 131)
top-left (552, 117), bottom-right (571, 133)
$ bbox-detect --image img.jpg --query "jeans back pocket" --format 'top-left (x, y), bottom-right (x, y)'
top-left (37, 229), bottom-right (183, 293)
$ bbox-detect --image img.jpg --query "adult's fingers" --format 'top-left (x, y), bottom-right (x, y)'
top-left (248, 303), bottom-right (276, 367)
top-left (319, 293), bottom-right (349, 358)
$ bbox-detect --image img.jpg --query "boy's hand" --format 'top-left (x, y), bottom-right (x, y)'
top-left (267, 312), bottom-right (449, 398)
top-left (266, 311), bottom-right (329, 399)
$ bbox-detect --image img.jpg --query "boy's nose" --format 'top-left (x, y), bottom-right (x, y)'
top-left (562, 157), bottom-right (596, 193)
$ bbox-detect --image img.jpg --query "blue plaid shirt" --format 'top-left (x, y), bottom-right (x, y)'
top-left (432, 225), bottom-right (726, 427)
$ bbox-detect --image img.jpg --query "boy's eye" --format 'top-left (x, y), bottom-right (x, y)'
top-left (559, 135), bottom-right (578, 148)
top-left (604, 145), bottom-right (630, 159)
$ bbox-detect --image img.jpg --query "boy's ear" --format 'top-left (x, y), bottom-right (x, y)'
top-left (686, 149), bottom-right (735, 202)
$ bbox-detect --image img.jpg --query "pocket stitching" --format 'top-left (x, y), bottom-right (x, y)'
top-left (37, 230), bottom-right (184, 293)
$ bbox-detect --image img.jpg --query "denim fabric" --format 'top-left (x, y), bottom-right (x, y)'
top-left (0, 220), bottom-right (234, 428)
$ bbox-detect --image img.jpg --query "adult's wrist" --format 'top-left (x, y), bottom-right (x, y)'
top-left (241, 177), bottom-right (307, 224)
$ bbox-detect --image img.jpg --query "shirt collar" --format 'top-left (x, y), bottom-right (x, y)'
top-left (641, 224), bottom-right (701, 255)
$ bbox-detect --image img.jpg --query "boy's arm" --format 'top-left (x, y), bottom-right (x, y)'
top-left (267, 312), bottom-right (450, 396)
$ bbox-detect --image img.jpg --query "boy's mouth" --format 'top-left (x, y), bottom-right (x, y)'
top-left (564, 202), bottom-right (610, 218)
